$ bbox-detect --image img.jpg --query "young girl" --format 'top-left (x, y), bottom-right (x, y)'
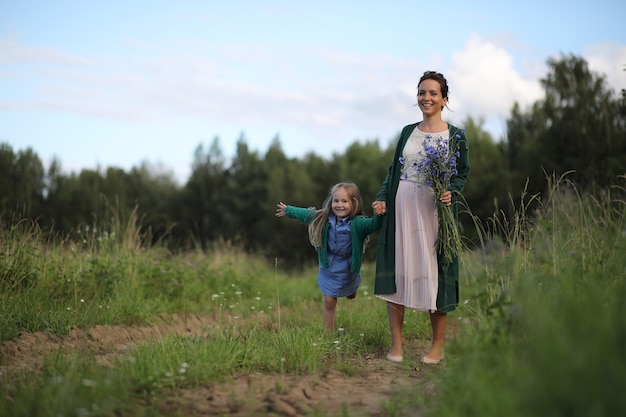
top-left (275, 182), bottom-right (381, 333)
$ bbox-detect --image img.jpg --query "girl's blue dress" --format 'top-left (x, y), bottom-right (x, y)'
top-left (318, 214), bottom-right (361, 298)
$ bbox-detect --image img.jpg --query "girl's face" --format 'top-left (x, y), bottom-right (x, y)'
top-left (331, 187), bottom-right (353, 220)
top-left (417, 79), bottom-right (447, 116)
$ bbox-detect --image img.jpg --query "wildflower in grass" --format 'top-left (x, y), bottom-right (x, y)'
top-left (82, 378), bottom-right (98, 387)
top-left (399, 133), bottom-right (462, 262)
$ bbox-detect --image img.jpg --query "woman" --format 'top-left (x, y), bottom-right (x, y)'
top-left (371, 71), bottom-right (470, 364)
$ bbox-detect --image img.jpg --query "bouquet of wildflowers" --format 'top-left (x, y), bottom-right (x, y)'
top-left (400, 133), bottom-right (462, 262)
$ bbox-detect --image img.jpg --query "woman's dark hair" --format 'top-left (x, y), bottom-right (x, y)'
top-left (418, 71), bottom-right (450, 106)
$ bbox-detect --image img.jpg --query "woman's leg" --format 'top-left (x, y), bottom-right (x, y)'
top-left (387, 301), bottom-right (404, 357)
top-left (323, 295), bottom-right (338, 332)
top-left (424, 310), bottom-right (447, 360)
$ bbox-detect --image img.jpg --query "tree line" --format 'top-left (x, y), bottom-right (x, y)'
top-left (2, 55), bottom-right (625, 268)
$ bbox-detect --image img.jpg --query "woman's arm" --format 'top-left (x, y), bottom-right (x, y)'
top-left (449, 128), bottom-right (471, 194)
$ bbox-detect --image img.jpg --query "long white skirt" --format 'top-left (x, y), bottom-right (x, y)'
top-left (376, 180), bottom-right (439, 311)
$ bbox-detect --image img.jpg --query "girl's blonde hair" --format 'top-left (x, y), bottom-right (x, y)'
top-left (308, 182), bottom-right (364, 248)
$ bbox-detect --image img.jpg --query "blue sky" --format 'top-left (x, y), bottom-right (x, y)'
top-left (1, 0), bottom-right (625, 184)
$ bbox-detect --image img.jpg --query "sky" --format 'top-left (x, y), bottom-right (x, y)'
top-left (1, 1), bottom-right (625, 184)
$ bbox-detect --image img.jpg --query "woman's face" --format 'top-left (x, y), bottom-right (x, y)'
top-left (331, 187), bottom-right (353, 220)
top-left (417, 79), bottom-right (447, 115)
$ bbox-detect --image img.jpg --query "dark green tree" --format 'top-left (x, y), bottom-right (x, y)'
top-left (224, 134), bottom-right (269, 249)
top-left (180, 137), bottom-right (228, 249)
top-left (459, 117), bottom-right (510, 244)
top-left (262, 137), bottom-right (319, 267)
top-left (506, 54), bottom-right (626, 195)
top-left (0, 144), bottom-right (46, 221)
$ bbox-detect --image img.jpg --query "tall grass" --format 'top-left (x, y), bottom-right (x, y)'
top-left (424, 175), bottom-right (626, 417)
top-left (0, 205), bottom-right (408, 416)
top-left (1, 176), bottom-right (624, 416)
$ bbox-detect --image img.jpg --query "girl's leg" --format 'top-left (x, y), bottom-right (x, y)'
top-left (387, 301), bottom-right (404, 357)
top-left (323, 295), bottom-right (338, 332)
top-left (424, 311), bottom-right (447, 361)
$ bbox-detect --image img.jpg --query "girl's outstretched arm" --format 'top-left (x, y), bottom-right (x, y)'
top-left (275, 202), bottom-right (287, 217)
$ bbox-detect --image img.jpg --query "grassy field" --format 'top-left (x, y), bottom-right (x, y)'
top-left (1, 177), bottom-right (625, 416)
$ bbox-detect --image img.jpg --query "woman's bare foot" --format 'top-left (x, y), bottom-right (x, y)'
top-left (422, 344), bottom-right (444, 364)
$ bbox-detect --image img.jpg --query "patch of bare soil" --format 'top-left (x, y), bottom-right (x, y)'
top-left (0, 314), bottom-right (436, 416)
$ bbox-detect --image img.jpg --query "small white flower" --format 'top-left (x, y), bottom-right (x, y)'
top-left (82, 378), bottom-right (98, 387)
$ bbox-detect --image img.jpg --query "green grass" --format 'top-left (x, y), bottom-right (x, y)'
top-left (1, 176), bottom-right (625, 416)
top-left (425, 177), bottom-right (626, 417)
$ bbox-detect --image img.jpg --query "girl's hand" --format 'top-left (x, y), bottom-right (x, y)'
top-left (275, 202), bottom-right (287, 217)
top-left (371, 201), bottom-right (387, 216)
top-left (439, 191), bottom-right (452, 206)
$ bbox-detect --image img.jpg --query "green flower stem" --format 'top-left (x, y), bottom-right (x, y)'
top-left (436, 202), bottom-right (462, 263)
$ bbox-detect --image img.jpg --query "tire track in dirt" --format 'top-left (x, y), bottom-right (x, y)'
top-left (0, 314), bottom-right (432, 416)
top-left (0, 313), bottom-right (218, 371)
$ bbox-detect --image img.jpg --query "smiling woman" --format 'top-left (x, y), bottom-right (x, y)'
top-left (372, 70), bottom-right (470, 366)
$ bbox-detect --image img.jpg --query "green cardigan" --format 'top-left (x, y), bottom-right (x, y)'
top-left (284, 205), bottom-right (381, 274)
top-left (374, 122), bottom-right (470, 312)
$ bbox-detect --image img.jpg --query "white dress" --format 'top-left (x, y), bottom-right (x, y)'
top-left (376, 127), bottom-right (448, 311)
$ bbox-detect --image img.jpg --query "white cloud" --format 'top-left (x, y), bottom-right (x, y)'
top-left (0, 39), bottom-right (95, 66)
top-left (584, 42), bottom-right (626, 93)
top-left (3, 34), bottom-right (625, 159)
top-left (448, 34), bottom-right (544, 125)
